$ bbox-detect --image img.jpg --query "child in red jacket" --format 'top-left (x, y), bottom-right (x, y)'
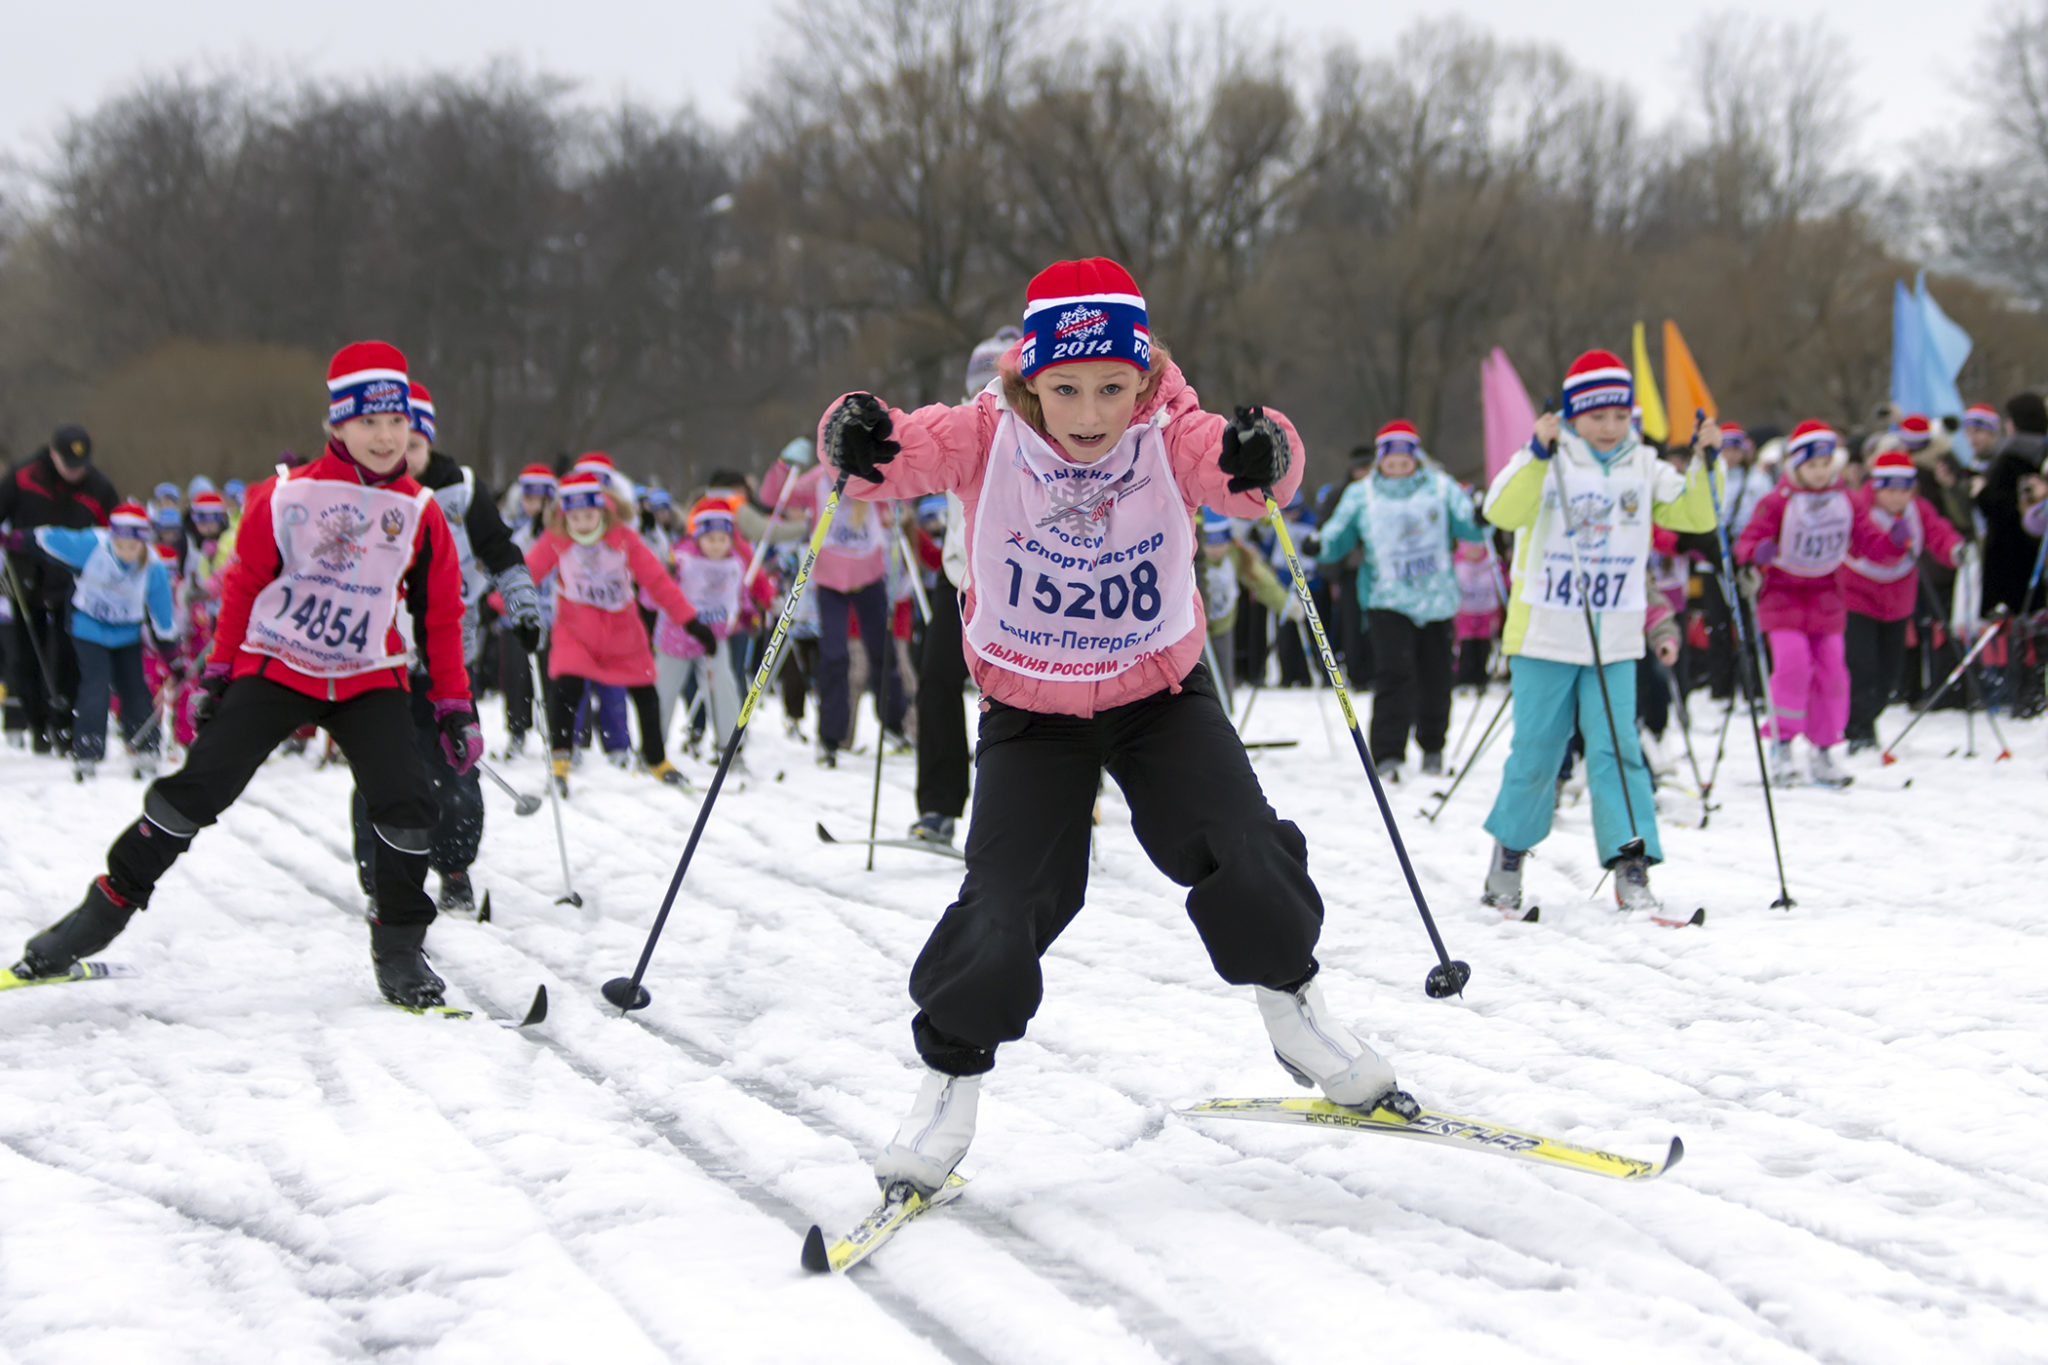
top-left (9, 342), bottom-right (479, 1007)
top-left (1735, 421), bottom-right (1904, 787)
top-left (525, 469), bottom-right (705, 793)
top-left (1841, 447), bottom-right (1963, 751)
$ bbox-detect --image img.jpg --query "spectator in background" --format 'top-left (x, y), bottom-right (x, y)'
top-left (0, 425), bottom-right (119, 752)
top-left (1975, 393), bottom-right (2048, 615)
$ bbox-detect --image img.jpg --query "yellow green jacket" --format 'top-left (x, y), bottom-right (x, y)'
top-left (1483, 431), bottom-right (1719, 665)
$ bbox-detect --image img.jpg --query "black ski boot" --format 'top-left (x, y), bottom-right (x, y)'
top-left (370, 921), bottom-right (446, 1008)
top-left (437, 870), bottom-right (477, 916)
top-left (14, 877), bottom-right (138, 978)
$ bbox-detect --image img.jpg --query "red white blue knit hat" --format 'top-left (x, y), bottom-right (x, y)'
top-left (1720, 424), bottom-right (1752, 451)
top-left (1896, 414), bottom-right (1931, 451)
top-left (190, 491), bottom-right (228, 519)
top-left (518, 463), bottom-right (558, 495)
top-left (1017, 258), bottom-right (1151, 380)
top-left (1963, 403), bottom-right (2000, 432)
top-left (327, 341), bottom-right (411, 425)
top-left (1786, 420), bottom-right (1839, 467)
top-left (688, 504), bottom-right (736, 539)
top-left (1375, 420), bottom-right (1422, 458)
top-left (1561, 350), bottom-right (1633, 419)
top-left (109, 501), bottom-right (150, 537)
top-left (1869, 448), bottom-right (1917, 487)
top-left (408, 382), bottom-right (436, 443)
top-left (558, 471), bottom-right (608, 512)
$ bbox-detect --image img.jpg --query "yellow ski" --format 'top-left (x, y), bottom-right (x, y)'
top-left (0, 961), bottom-right (138, 992)
top-left (801, 1174), bottom-right (968, 1273)
top-left (1182, 1097), bottom-right (1681, 1181)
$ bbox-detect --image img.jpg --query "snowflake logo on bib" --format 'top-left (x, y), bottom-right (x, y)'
top-left (311, 506), bottom-right (371, 573)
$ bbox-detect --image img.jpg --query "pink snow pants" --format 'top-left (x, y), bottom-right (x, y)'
top-left (1766, 629), bottom-right (1849, 748)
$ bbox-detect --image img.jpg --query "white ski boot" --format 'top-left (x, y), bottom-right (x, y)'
top-left (1256, 979), bottom-right (1402, 1111)
top-left (1768, 739), bottom-right (1800, 787)
top-left (1612, 855), bottom-right (1662, 914)
top-left (874, 1068), bottom-right (980, 1195)
top-left (1808, 745), bottom-right (1853, 789)
top-left (1480, 842), bottom-right (1527, 915)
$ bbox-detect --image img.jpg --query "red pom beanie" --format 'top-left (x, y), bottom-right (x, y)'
top-left (1017, 258), bottom-right (1151, 380)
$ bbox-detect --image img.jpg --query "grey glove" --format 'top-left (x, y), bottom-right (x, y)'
top-left (493, 566), bottom-right (545, 653)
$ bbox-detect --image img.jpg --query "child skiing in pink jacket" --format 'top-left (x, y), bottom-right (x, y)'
top-left (811, 256), bottom-right (1412, 1199)
top-left (1736, 421), bottom-right (1902, 786)
top-left (525, 470), bottom-right (704, 793)
top-left (1840, 447), bottom-right (1962, 750)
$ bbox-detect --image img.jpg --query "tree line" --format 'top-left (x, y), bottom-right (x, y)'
top-left (2, 0), bottom-right (2045, 496)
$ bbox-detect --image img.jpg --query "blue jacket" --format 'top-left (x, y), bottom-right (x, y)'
top-left (1316, 467), bottom-right (1486, 624)
top-left (33, 527), bottom-right (177, 648)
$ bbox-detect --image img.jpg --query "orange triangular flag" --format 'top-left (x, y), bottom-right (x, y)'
top-left (1663, 320), bottom-right (1717, 441)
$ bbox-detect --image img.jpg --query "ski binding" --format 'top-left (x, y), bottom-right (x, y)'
top-left (1, 960), bottom-right (140, 992)
top-left (802, 1173), bottom-right (968, 1274)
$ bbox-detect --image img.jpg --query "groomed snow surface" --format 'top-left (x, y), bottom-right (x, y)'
top-left (2, 688), bottom-right (2044, 1364)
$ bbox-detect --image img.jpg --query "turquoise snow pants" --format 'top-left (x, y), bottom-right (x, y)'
top-left (1484, 654), bottom-right (1663, 865)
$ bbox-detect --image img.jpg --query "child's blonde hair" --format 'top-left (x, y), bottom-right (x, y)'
top-left (1002, 341), bottom-right (1172, 434)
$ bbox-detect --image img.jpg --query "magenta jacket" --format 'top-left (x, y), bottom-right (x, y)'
top-left (814, 348), bottom-right (1302, 716)
top-left (1839, 488), bottom-right (1961, 623)
top-left (1736, 477), bottom-right (1900, 636)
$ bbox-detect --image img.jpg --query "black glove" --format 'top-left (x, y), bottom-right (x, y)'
top-left (1299, 531), bottom-right (1322, 558)
top-left (1219, 405), bottom-right (1290, 495)
top-left (685, 619), bottom-right (719, 654)
top-left (193, 665), bottom-right (232, 730)
top-left (824, 394), bottom-right (899, 483)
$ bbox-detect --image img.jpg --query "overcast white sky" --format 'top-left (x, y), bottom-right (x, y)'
top-left (1, 0), bottom-right (1993, 175)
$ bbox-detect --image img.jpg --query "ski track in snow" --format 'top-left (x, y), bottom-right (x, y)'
top-left (3, 690), bottom-right (2046, 1363)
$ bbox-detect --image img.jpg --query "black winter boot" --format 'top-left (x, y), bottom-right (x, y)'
top-left (436, 871), bottom-right (476, 916)
top-left (15, 877), bottom-right (138, 978)
top-left (370, 921), bottom-right (446, 1008)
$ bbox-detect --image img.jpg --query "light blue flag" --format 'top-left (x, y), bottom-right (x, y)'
top-left (1891, 280), bottom-right (1925, 414)
top-left (1914, 271), bottom-right (1971, 419)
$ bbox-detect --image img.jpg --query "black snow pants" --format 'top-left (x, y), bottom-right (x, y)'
top-left (915, 577), bottom-right (971, 821)
top-left (1845, 612), bottom-right (1908, 744)
top-left (1364, 609), bottom-right (1454, 766)
top-left (352, 673), bottom-right (483, 892)
top-left (103, 676), bottom-right (439, 925)
top-left (908, 663), bottom-right (1323, 1076)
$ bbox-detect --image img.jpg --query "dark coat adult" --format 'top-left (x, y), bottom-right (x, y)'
top-left (0, 445), bottom-right (119, 606)
top-left (1974, 431), bottom-right (2046, 614)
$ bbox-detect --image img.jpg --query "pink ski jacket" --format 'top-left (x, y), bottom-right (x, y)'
top-left (1736, 477), bottom-right (1901, 636)
top-left (815, 347), bottom-right (1301, 716)
top-left (758, 461), bottom-right (891, 594)
top-left (1839, 487), bottom-right (1960, 623)
top-left (526, 524), bottom-right (694, 687)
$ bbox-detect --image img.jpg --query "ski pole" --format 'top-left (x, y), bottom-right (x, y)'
top-left (1, 558), bottom-right (63, 714)
top-left (1654, 655), bottom-right (1712, 821)
top-left (1420, 684), bottom-right (1512, 823)
top-left (1294, 618), bottom-right (1339, 755)
top-left (741, 465), bottom-right (801, 590)
top-left (1547, 451), bottom-right (1647, 860)
top-left (1702, 410), bottom-right (1795, 908)
top-left (1446, 678), bottom-right (1488, 766)
top-left (478, 760), bottom-right (542, 816)
top-left (605, 470), bottom-right (853, 1012)
top-left (1263, 489), bottom-right (1470, 999)
top-left (1880, 616), bottom-right (2008, 763)
top-left (864, 714), bottom-right (885, 874)
top-left (532, 653), bottom-right (583, 907)
top-left (891, 513), bottom-right (931, 626)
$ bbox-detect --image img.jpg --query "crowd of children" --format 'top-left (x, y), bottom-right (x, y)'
top-left (2, 274), bottom-right (2044, 1206)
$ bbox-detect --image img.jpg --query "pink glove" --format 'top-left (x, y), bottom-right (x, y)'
top-left (1886, 518), bottom-right (1912, 548)
top-left (433, 699), bottom-right (483, 776)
